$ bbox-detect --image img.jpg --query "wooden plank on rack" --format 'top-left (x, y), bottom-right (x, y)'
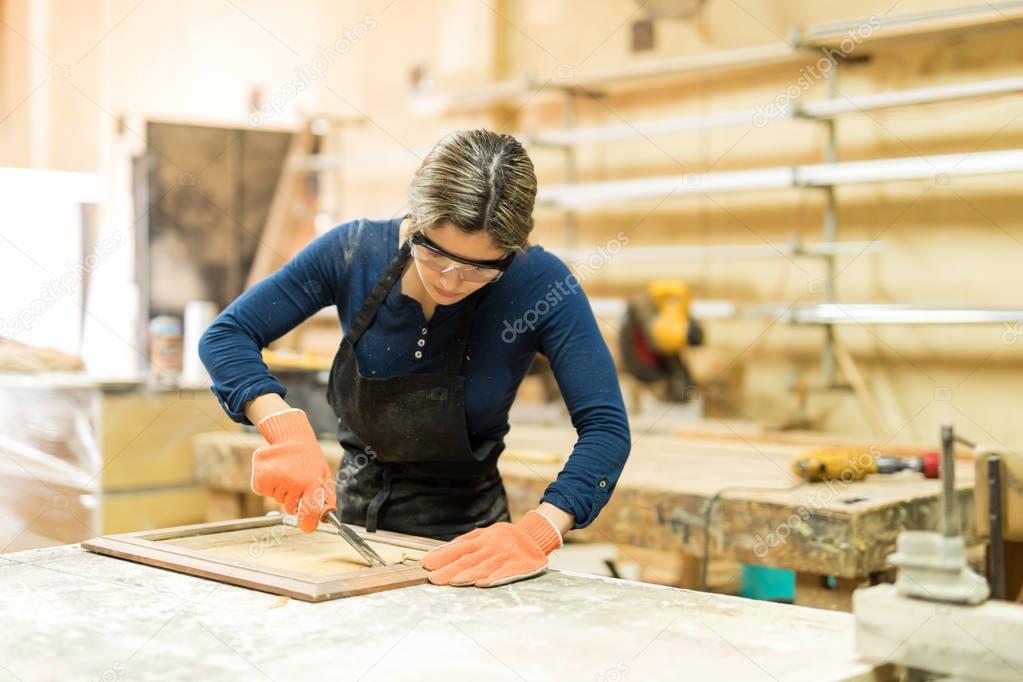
top-left (246, 122), bottom-right (315, 288)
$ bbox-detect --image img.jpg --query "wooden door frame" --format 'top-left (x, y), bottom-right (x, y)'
top-left (82, 516), bottom-right (443, 602)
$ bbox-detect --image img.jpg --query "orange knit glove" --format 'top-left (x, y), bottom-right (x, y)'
top-left (253, 409), bottom-right (336, 532)
top-left (421, 510), bottom-right (563, 587)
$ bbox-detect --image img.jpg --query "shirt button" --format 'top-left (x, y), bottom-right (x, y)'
top-left (421, 327), bottom-right (428, 335)
top-left (598, 479), bottom-right (607, 488)
top-left (414, 351), bottom-right (422, 359)
top-left (417, 339), bottom-right (425, 347)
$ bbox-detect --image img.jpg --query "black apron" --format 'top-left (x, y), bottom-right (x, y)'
top-left (326, 240), bottom-right (509, 540)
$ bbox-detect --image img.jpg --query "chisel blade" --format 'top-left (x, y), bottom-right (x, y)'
top-left (322, 510), bottom-right (388, 567)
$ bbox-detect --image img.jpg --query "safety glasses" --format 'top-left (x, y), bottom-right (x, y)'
top-left (409, 232), bottom-right (514, 284)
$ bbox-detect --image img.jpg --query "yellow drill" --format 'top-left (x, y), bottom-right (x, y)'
top-left (790, 447), bottom-right (940, 482)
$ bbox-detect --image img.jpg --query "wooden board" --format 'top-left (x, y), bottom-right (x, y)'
top-left (168, 525), bottom-right (425, 575)
top-left (99, 387), bottom-right (235, 491)
top-left (98, 484), bottom-right (209, 534)
top-left (81, 516), bottom-right (443, 602)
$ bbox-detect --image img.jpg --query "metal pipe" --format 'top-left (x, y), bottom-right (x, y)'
top-left (988, 456), bottom-right (1006, 599)
top-left (529, 109), bottom-right (773, 146)
top-left (555, 239), bottom-right (885, 263)
top-left (801, 1), bottom-right (1023, 47)
top-left (941, 424), bottom-right (957, 538)
top-left (561, 89), bottom-right (578, 248)
top-left (523, 77), bottom-right (1023, 147)
top-left (411, 44), bottom-right (800, 113)
top-left (801, 76), bottom-right (1023, 119)
top-left (788, 304), bottom-right (1023, 325)
top-left (586, 299), bottom-right (1023, 326)
top-left (537, 149), bottom-right (1023, 209)
top-left (821, 64), bottom-right (839, 389)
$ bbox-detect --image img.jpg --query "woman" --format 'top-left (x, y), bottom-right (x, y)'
top-left (200, 129), bottom-right (630, 588)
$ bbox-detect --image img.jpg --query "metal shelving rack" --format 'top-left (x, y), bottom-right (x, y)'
top-left (405, 2), bottom-right (1023, 392)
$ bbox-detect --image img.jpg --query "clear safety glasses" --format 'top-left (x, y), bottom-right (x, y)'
top-left (409, 232), bottom-right (514, 284)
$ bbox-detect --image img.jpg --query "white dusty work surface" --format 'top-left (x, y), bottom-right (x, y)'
top-left (0, 545), bottom-right (884, 681)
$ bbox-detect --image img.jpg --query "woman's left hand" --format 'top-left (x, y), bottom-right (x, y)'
top-left (422, 510), bottom-right (564, 587)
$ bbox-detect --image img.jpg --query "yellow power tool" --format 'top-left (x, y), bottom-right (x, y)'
top-left (619, 279), bottom-right (703, 401)
top-left (790, 447), bottom-right (941, 482)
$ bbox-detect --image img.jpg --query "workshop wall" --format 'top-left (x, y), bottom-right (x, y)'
top-left (1, 0), bottom-right (1020, 446)
top-left (341, 0), bottom-right (1023, 447)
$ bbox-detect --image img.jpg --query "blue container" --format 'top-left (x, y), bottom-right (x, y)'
top-left (740, 564), bottom-right (795, 602)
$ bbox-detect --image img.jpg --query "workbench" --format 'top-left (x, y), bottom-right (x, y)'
top-left (193, 425), bottom-right (976, 611)
top-left (0, 544), bottom-right (887, 681)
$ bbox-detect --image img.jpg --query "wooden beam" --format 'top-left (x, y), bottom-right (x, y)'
top-left (245, 122), bottom-right (315, 289)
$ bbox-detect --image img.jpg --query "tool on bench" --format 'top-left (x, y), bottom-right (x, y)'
top-left (790, 447), bottom-right (940, 482)
top-left (618, 279), bottom-right (704, 402)
top-left (322, 509), bottom-right (388, 567)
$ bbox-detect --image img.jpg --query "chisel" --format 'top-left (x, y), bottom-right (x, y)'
top-left (321, 509), bottom-right (388, 567)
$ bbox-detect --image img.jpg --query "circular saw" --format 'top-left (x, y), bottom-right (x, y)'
top-left (619, 279), bottom-right (703, 401)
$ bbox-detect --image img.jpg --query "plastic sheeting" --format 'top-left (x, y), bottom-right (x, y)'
top-left (0, 375), bottom-right (101, 553)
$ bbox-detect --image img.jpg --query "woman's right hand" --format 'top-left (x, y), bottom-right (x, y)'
top-left (252, 408), bottom-right (337, 532)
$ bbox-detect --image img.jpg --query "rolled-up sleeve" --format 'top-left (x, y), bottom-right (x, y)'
top-left (198, 225), bottom-right (347, 424)
top-left (535, 260), bottom-right (631, 528)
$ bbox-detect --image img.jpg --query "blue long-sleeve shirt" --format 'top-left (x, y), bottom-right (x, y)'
top-left (199, 216), bottom-right (630, 529)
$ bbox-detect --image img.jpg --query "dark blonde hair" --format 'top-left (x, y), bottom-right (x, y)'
top-left (406, 129), bottom-right (537, 252)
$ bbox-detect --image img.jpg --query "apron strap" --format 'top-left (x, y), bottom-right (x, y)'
top-left (364, 466), bottom-right (392, 534)
top-left (347, 240), bottom-right (412, 344)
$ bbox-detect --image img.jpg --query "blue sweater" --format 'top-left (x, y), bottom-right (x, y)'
top-left (199, 217), bottom-right (630, 529)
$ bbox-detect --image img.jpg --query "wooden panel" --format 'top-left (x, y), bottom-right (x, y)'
top-left (100, 388), bottom-right (235, 490)
top-left (99, 485), bottom-right (209, 534)
top-left (82, 516), bottom-right (443, 602)
top-left (167, 525), bottom-right (425, 576)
